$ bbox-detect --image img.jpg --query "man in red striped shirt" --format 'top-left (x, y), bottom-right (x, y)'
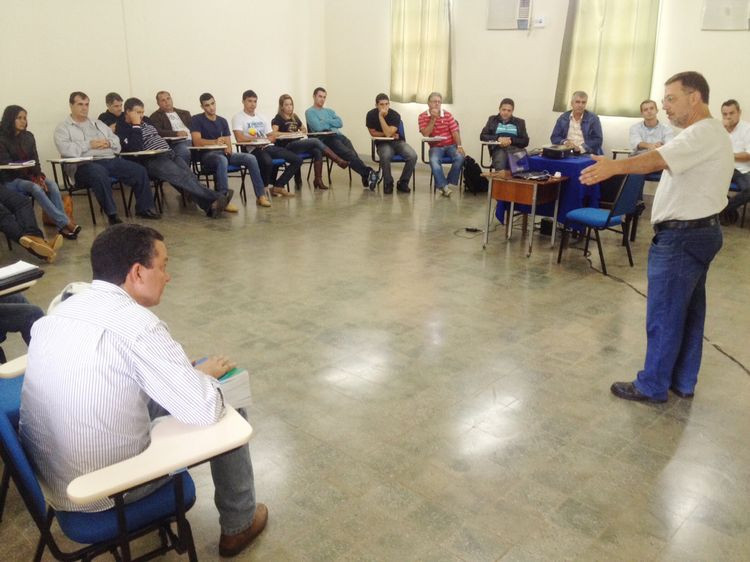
top-left (418, 92), bottom-right (465, 197)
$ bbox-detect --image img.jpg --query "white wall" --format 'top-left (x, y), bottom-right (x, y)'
top-left (0, 0), bottom-right (326, 175)
top-left (321, 0), bottom-right (750, 160)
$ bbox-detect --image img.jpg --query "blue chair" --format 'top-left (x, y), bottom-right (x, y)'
top-left (557, 174), bottom-right (644, 276)
top-left (420, 124), bottom-right (464, 193)
top-left (190, 151), bottom-right (247, 204)
top-left (729, 182), bottom-right (746, 227)
top-left (0, 410), bottom-right (199, 561)
top-left (370, 121), bottom-right (416, 191)
top-left (0, 374), bottom-right (24, 523)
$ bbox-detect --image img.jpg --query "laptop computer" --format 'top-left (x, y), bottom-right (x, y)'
top-left (508, 150), bottom-right (550, 181)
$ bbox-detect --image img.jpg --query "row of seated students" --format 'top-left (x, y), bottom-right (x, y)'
top-left (1, 87), bottom-right (744, 264)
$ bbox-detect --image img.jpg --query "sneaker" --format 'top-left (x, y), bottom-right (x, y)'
top-left (440, 186), bottom-right (453, 197)
top-left (396, 181), bottom-right (411, 194)
top-left (209, 194), bottom-right (228, 218)
top-left (367, 169), bottom-right (380, 191)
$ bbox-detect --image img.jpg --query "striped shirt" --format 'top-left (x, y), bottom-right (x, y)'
top-left (19, 281), bottom-right (224, 512)
top-left (139, 121), bottom-right (170, 151)
top-left (418, 109), bottom-right (459, 147)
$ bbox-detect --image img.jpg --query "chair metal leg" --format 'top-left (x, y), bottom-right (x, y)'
top-left (557, 228), bottom-right (569, 263)
top-left (306, 160), bottom-right (313, 181)
top-left (5, 234), bottom-right (11, 251)
top-left (593, 229), bottom-right (607, 275)
top-left (623, 222), bottom-right (634, 266)
top-left (84, 187), bottom-right (97, 225)
top-left (0, 465), bottom-right (10, 522)
top-left (583, 227), bottom-right (592, 256)
top-left (117, 183), bottom-right (130, 218)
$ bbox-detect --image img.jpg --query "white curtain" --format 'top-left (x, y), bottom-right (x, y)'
top-left (391, 0), bottom-right (452, 103)
top-left (554, 0), bottom-right (660, 117)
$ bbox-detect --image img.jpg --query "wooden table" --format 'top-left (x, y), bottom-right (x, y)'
top-left (483, 170), bottom-right (566, 256)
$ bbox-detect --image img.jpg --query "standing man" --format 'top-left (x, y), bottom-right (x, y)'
top-left (150, 91), bottom-right (192, 166)
top-left (366, 93), bottom-right (417, 194)
top-left (418, 91), bottom-right (464, 197)
top-left (718, 99), bottom-right (750, 225)
top-left (116, 97), bottom-right (231, 218)
top-left (232, 90), bottom-right (300, 198)
top-left (97, 92), bottom-right (124, 130)
top-left (479, 98), bottom-right (530, 170)
top-left (629, 99), bottom-right (674, 153)
top-left (305, 87), bottom-right (379, 189)
top-left (190, 93), bottom-right (267, 209)
top-left (20, 224), bottom-right (268, 557)
top-left (550, 91), bottom-right (603, 155)
top-left (580, 71), bottom-right (733, 403)
top-left (54, 91), bottom-right (159, 225)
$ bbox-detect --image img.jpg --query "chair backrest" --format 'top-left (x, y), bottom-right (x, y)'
top-left (610, 174), bottom-right (645, 219)
top-left (0, 412), bottom-right (48, 519)
top-left (397, 120), bottom-right (406, 142)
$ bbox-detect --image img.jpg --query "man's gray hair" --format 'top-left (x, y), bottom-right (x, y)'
top-left (571, 91), bottom-right (588, 100)
top-left (427, 92), bottom-right (443, 102)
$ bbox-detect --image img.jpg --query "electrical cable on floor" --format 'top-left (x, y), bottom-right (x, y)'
top-left (583, 253), bottom-right (750, 376)
top-left (454, 225), bottom-right (497, 239)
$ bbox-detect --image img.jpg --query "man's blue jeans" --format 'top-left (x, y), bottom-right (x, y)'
top-left (5, 177), bottom-right (69, 229)
top-left (428, 144), bottom-right (464, 189)
top-left (201, 151), bottom-right (265, 198)
top-left (635, 225), bottom-right (723, 400)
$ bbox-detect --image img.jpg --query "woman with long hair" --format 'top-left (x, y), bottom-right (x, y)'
top-left (271, 94), bottom-right (348, 190)
top-left (0, 105), bottom-right (81, 239)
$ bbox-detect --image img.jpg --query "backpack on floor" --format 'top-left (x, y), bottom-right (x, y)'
top-left (463, 155), bottom-right (488, 194)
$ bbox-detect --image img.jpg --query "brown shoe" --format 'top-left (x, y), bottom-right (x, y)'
top-left (256, 196), bottom-right (271, 207)
top-left (19, 235), bottom-right (58, 263)
top-left (218, 503), bottom-right (268, 557)
top-left (271, 187), bottom-right (295, 198)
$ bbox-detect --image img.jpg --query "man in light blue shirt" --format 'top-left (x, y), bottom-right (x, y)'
top-left (629, 99), bottom-right (674, 153)
top-left (305, 87), bottom-right (378, 189)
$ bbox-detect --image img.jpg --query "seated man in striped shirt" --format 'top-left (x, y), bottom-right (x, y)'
top-left (20, 224), bottom-right (268, 557)
top-left (418, 91), bottom-right (465, 197)
top-left (116, 98), bottom-right (231, 218)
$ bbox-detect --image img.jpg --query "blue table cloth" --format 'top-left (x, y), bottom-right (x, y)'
top-left (495, 155), bottom-right (601, 225)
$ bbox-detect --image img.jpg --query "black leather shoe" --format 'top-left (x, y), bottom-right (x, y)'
top-left (396, 182), bottom-right (411, 193)
top-left (108, 214), bottom-right (123, 225)
top-left (610, 381), bottom-right (667, 403)
top-left (670, 386), bottom-right (694, 398)
top-left (136, 209), bottom-right (161, 220)
top-left (383, 182), bottom-right (394, 194)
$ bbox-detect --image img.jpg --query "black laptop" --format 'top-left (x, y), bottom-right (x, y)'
top-left (508, 150), bottom-right (550, 181)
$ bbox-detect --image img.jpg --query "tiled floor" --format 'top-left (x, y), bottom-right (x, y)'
top-left (1, 167), bottom-right (749, 561)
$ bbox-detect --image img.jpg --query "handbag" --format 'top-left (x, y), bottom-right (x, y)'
top-left (36, 174), bottom-right (75, 227)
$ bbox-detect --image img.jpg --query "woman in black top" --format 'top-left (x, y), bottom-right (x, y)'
top-left (0, 105), bottom-right (81, 239)
top-left (271, 94), bottom-right (348, 190)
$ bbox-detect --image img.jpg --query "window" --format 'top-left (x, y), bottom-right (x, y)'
top-left (554, 0), bottom-right (660, 117)
top-left (391, 0), bottom-right (453, 103)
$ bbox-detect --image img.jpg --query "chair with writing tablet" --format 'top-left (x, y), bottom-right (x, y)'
top-left (370, 120), bottom-right (416, 191)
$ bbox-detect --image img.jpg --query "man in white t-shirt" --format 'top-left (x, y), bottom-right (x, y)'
top-left (629, 99), bottom-right (674, 153)
top-left (718, 99), bottom-right (750, 225)
top-left (580, 71), bottom-right (733, 403)
top-left (149, 91), bottom-right (192, 166)
top-left (231, 90), bottom-right (301, 198)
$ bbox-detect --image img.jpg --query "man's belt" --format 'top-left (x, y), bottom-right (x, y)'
top-left (654, 215), bottom-right (719, 232)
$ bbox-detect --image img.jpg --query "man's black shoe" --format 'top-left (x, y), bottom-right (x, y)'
top-left (610, 381), bottom-right (667, 403)
top-left (108, 214), bottom-right (123, 225)
top-left (719, 207), bottom-right (739, 226)
top-left (669, 386), bottom-right (694, 399)
top-left (396, 182), bottom-right (411, 193)
top-left (383, 182), bottom-right (394, 194)
top-left (136, 209), bottom-right (161, 220)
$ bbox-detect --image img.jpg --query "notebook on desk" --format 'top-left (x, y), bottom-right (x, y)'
top-left (0, 260), bottom-right (44, 294)
top-left (508, 150), bottom-right (550, 181)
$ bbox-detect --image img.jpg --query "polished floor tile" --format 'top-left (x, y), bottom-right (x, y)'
top-left (1, 166), bottom-right (750, 561)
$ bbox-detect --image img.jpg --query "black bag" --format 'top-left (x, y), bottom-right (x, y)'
top-left (463, 155), bottom-right (488, 194)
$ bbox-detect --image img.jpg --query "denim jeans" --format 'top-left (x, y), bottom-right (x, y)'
top-left (75, 158), bottom-right (153, 215)
top-left (169, 138), bottom-right (192, 167)
top-left (5, 177), bottom-right (68, 229)
top-left (376, 140), bottom-right (417, 186)
top-left (634, 224), bottom-right (723, 399)
top-left (253, 145), bottom-right (302, 187)
top-left (322, 134), bottom-right (370, 178)
top-left (428, 144), bottom-right (464, 189)
top-left (0, 185), bottom-right (43, 240)
top-left (145, 403), bottom-right (257, 535)
top-left (285, 138), bottom-right (326, 160)
top-left (727, 169), bottom-right (750, 211)
top-left (142, 151), bottom-right (218, 213)
top-left (202, 151), bottom-right (265, 198)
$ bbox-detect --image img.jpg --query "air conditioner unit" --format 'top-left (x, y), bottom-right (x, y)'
top-left (487, 0), bottom-right (532, 30)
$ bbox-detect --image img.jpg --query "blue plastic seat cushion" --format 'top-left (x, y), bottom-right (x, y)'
top-left (566, 207), bottom-right (623, 229)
